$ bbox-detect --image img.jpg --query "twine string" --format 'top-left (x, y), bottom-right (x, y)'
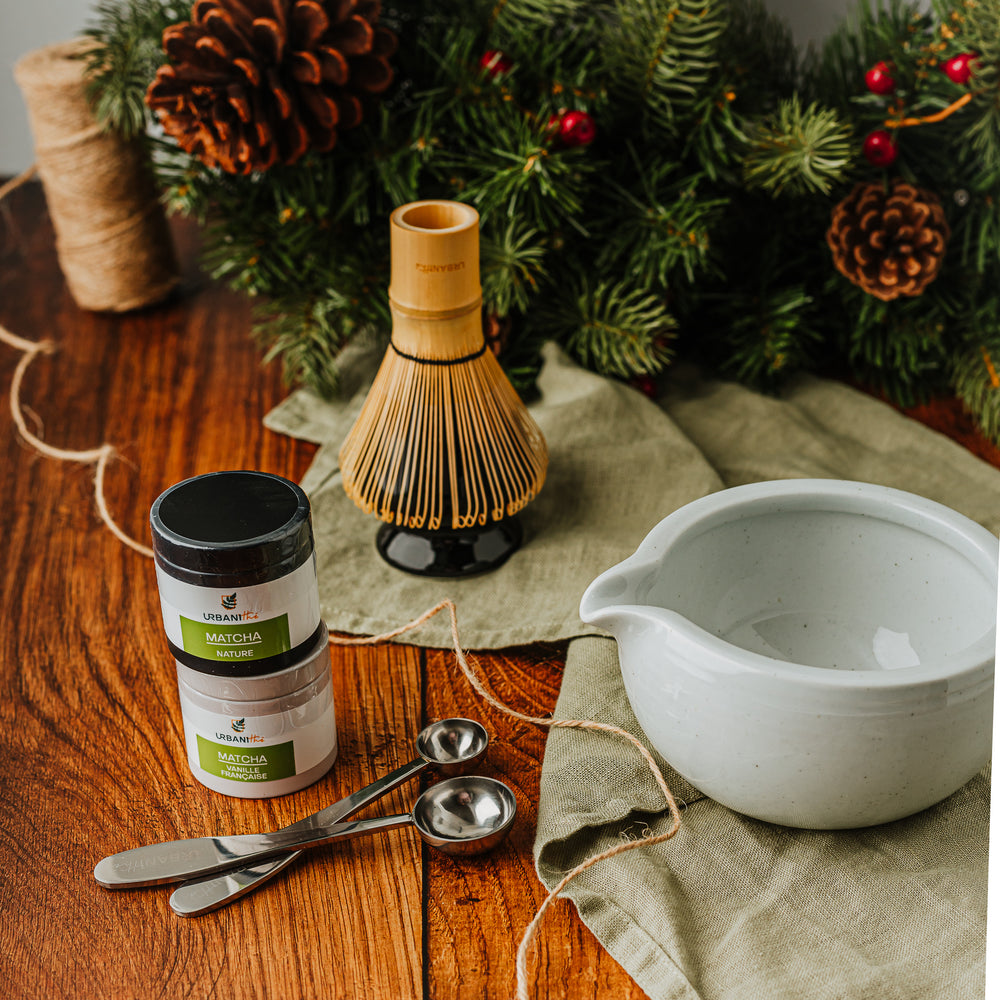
top-left (330, 598), bottom-right (683, 1000)
top-left (1, 322), bottom-right (154, 558)
top-left (2, 159), bottom-right (155, 558)
top-left (0, 164), bottom-right (38, 205)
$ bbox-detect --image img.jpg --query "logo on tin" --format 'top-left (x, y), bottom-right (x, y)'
top-left (221, 592), bottom-right (237, 609)
top-left (231, 718), bottom-right (247, 733)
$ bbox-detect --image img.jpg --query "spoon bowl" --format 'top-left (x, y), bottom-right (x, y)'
top-left (413, 774), bottom-right (517, 856)
top-left (415, 718), bottom-right (489, 776)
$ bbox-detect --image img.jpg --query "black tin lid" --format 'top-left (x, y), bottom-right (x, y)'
top-left (150, 471), bottom-right (314, 587)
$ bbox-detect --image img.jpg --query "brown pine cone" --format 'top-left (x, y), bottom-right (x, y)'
top-left (146, 0), bottom-right (397, 175)
top-left (826, 179), bottom-right (950, 301)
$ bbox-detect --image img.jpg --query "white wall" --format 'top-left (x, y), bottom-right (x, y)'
top-left (764, 0), bottom-right (856, 50)
top-left (0, 0), bottom-right (854, 177)
top-left (1, 0), bottom-right (94, 176)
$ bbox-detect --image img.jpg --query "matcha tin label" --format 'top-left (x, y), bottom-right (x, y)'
top-left (196, 734), bottom-right (296, 783)
top-left (180, 614), bottom-right (291, 661)
top-left (155, 557), bottom-right (320, 666)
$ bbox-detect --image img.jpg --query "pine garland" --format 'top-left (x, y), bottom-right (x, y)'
top-left (82, 0), bottom-right (1000, 440)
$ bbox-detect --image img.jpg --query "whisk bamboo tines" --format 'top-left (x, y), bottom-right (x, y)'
top-left (339, 201), bottom-right (548, 576)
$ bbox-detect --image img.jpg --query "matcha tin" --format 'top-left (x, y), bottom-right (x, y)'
top-left (150, 470), bottom-right (323, 675)
top-left (151, 470), bottom-right (335, 797)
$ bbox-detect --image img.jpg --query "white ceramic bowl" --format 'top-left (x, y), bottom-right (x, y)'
top-left (579, 480), bottom-right (998, 829)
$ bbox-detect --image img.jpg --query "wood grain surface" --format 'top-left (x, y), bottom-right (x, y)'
top-left (0, 181), bottom-right (644, 1000)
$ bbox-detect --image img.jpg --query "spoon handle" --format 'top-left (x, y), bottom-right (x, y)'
top-left (94, 813), bottom-right (411, 888)
top-left (167, 756), bottom-right (428, 916)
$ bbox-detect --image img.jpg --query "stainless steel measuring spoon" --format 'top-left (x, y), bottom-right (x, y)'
top-left (162, 717), bottom-right (488, 915)
top-left (94, 775), bottom-right (516, 888)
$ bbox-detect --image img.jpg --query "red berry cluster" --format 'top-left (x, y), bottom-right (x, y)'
top-left (861, 49), bottom-right (978, 168)
top-left (478, 49), bottom-right (597, 150)
top-left (862, 59), bottom-right (899, 167)
top-left (862, 129), bottom-right (898, 168)
top-left (629, 374), bottom-right (658, 400)
top-left (478, 49), bottom-right (513, 78)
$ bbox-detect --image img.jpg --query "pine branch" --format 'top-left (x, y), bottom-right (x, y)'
top-left (841, 291), bottom-right (952, 405)
top-left (952, 331), bottom-right (1000, 442)
top-left (606, 0), bottom-right (728, 134)
top-left (487, 0), bottom-right (594, 32)
top-left (537, 278), bottom-right (677, 378)
top-left (954, 189), bottom-right (1000, 273)
top-left (680, 74), bottom-right (748, 182)
top-left (805, 0), bottom-right (932, 109)
top-left (254, 292), bottom-right (382, 399)
top-left (480, 219), bottom-right (549, 316)
top-left (742, 95), bottom-right (856, 196)
top-left (81, 0), bottom-right (187, 138)
top-left (431, 104), bottom-right (597, 230)
top-left (717, 284), bottom-right (823, 387)
top-left (719, 0), bottom-right (798, 108)
top-left (941, 0), bottom-right (1000, 176)
top-left (597, 155), bottom-right (726, 286)
top-left (72, 0), bottom-right (1000, 444)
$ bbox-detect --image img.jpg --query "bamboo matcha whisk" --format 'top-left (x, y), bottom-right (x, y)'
top-left (339, 200), bottom-right (548, 576)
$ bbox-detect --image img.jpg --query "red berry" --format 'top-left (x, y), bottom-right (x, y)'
top-left (943, 52), bottom-right (977, 85)
top-left (556, 110), bottom-right (596, 148)
top-left (479, 50), bottom-right (513, 78)
top-left (865, 61), bottom-right (896, 95)
top-left (630, 374), bottom-right (658, 400)
top-left (863, 129), bottom-right (898, 168)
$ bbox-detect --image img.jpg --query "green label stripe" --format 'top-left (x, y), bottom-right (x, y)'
top-left (179, 614), bottom-right (291, 661)
top-left (197, 734), bottom-right (296, 783)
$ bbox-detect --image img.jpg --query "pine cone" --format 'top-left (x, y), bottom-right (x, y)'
top-left (146, 0), bottom-right (397, 175)
top-left (826, 179), bottom-right (949, 301)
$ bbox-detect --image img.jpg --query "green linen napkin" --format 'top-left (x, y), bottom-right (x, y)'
top-left (266, 342), bottom-right (996, 998)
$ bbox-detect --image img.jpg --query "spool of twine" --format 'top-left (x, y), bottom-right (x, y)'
top-left (13, 39), bottom-right (180, 312)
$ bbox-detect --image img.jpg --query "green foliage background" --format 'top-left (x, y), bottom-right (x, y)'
top-left (85, 0), bottom-right (1000, 438)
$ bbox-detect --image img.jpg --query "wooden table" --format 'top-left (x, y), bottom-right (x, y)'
top-left (2, 182), bottom-right (997, 1000)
